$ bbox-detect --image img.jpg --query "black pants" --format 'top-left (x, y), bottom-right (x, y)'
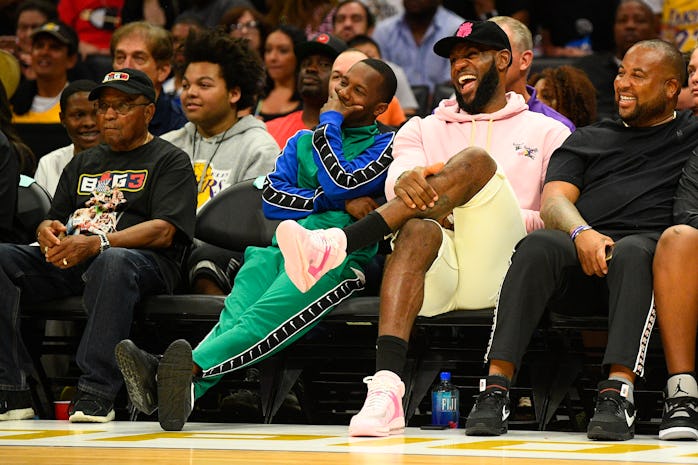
top-left (485, 229), bottom-right (658, 377)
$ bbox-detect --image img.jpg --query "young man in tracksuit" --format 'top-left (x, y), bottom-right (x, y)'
top-left (114, 57), bottom-right (398, 432)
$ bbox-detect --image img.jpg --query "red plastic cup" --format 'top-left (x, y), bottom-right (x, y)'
top-left (54, 400), bottom-right (70, 420)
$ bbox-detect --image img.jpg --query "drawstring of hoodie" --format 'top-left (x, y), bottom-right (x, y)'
top-left (468, 116), bottom-right (495, 153)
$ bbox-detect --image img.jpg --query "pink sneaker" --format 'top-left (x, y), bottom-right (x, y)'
top-left (349, 370), bottom-right (405, 437)
top-left (276, 220), bottom-right (347, 293)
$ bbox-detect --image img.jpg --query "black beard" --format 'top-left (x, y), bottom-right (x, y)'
top-left (454, 62), bottom-right (499, 114)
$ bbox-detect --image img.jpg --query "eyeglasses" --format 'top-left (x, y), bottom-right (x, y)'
top-left (230, 21), bottom-right (259, 32)
top-left (96, 102), bottom-right (150, 115)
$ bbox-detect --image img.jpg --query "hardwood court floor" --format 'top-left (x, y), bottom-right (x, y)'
top-left (2, 421), bottom-right (697, 465)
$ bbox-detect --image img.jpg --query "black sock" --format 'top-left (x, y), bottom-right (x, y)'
top-left (375, 335), bottom-right (408, 378)
top-left (344, 210), bottom-right (392, 254)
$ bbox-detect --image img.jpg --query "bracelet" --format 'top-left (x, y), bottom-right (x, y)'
top-left (570, 225), bottom-right (592, 242)
top-left (97, 232), bottom-right (111, 253)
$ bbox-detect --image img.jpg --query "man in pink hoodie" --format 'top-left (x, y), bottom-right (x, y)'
top-left (275, 19), bottom-right (570, 437)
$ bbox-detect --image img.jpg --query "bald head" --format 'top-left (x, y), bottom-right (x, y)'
top-left (330, 49), bottom-right (368, 94)
top-left (615, 39), bottom-right (683, 127)
top-left (631, 39), bottom-right (686, 89)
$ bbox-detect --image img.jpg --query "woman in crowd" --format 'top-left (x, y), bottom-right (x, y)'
top-left (529, 65), bottom-right (597, 127)
top-left (255, 25), bottom-right (305, 122)
top-left (221, 6), bottom-right (269, 58)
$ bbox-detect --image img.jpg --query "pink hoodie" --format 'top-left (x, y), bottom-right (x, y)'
top-left (385, 92), bottom-right (571, 232)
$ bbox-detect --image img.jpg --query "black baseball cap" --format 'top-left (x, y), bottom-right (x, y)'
top-left (89, 68), bottom-right (156, 103)
top-left (296, 33), bottom-right (347, 62)
top-left (31, 21), bottom-right (78, 55)
top-left (433, 20), bottom-right (512, 63)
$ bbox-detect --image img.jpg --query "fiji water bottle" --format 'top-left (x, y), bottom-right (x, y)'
top-left (431, 371), bottom-right (459, 428)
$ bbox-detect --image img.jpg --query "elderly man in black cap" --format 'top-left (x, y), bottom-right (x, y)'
top-left (0, 68), bottom-right (196, 423)
top-left (273, 19), bottom-right (570, 437)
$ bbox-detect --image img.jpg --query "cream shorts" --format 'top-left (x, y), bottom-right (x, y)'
top-left (400, 170), bottom-right (527, 317)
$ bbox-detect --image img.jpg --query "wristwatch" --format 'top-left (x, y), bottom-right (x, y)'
top-left (97, 232), bottom-right (111, 253)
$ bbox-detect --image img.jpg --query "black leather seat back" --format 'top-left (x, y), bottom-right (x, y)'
top-left (195, 178), bottom-right (280, 250)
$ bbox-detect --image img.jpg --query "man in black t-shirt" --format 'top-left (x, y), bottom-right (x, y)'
top-left (465, 39), bottom-right (698, 441)
top-left (0, 68), bottom-right (196, 423)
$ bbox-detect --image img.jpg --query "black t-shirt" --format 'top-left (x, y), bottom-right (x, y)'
top-left (545, 111), bottom-right (698, 239)
top-left (49, 137), bottom-right (197, 287)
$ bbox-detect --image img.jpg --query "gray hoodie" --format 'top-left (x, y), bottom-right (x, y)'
top-left (162, 115), bottom-right (280, 210)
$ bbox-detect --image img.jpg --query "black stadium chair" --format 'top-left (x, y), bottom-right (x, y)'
top-left (15, 175), bottom-right (52, 243)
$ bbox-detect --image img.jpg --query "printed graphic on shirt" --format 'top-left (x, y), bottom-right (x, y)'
top-left (194, 161), bottom-right (231, 209)
top-left (66, 185), bottom-right (126, 235)
top-left (513, 142), bottom-right (538, 160)
top-left (77, 170), bottom-right (148, 195)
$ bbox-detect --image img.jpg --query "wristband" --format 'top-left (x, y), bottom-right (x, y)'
top-left (97, 232), bottom-right (111, 253)
top-left (570, 225), bottom-right (592, 242)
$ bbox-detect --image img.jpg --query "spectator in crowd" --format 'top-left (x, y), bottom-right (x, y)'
top-left (179, 0), bottom-right (254, 28)
top-left (347, 34), bottom-right (419, 117)
top-left (274, 20), bottom-right (570, 437)
top-left (221, 6), bottom-right (268, 57)
top-left (115, 58), bottom-right (398, 433)
top-left (161, 29), bottom-right (279, 295)
top-left (489, 15), bottom-right (575, 131)
top-left (372, 0), bottom-right (463, 91)
top-left (58, 0), bottom-right (123, 80)
top-left (332, 0), bottom-right (375, 42)
top-left (34, 80), bottom-right (100, 196)
top-left (0, 81), bottom-right (36, 244)
top-left (163, 15), bottom-right (204, 100)
top-left (266, 33), bottom-right (343, 148)
top-left (11, 21), bottom-right (78, 124)
top-left (465, 39), bottom-right (693, 441)
top-left (575, 0), bottom-right (658, 121)
top-left (529, 65), bottom-right (598, 127)
top-left (652, 125), bottom-right (698, 442)
top-left (255, 25), bottom-right (306, 121)
top-left (266, 0), bottom-right (338, 39)
top-left (111, 21), bottom-right (188, 135)
top-left (0, 68), bottom-right (196, 423)
top-left (7, 0), bottom-right (58, 80)
top-left (660, 1), bottom-right (698, 111)
top-left (535, 0), bottom-right (617, 57)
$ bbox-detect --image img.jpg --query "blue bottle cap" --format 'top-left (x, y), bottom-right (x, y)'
top-left (440, 372), bottom-right (451, 381)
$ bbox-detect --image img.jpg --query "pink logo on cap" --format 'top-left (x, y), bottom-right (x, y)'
top-left (316, 33), bottom-right (330, 44)
top-left (457, 22), bottom-right (473, 38)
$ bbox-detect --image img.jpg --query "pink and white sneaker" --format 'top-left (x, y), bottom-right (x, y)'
top-left (349, 370), bottom-right (406, 437)
top-left (276, 220), bottom-right (347, 293)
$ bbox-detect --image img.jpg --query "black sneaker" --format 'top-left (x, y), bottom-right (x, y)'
top-left (465, 376), bottom-right (511, 436)
top-left (659, 395), bottom-right (698, 440)
top-left (68, 390), bottom-right (115, 423)
top-left (157, 339), bottom-right (194, 431)
top-left (115, 339), bottom-right (159, 415)
top-left (587, 380), bottom-right (635, 441)
top-left (0, 390), bottom-right (34, 421)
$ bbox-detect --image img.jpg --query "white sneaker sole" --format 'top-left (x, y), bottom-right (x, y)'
top-left (348, 417), bottom-right (405, 437)
top-left (0, 407), bottom-right (35, 421)
top-left (69, 409), bottom-right (115, 423)
top-left (659, 426), bottom-right (698, 440)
